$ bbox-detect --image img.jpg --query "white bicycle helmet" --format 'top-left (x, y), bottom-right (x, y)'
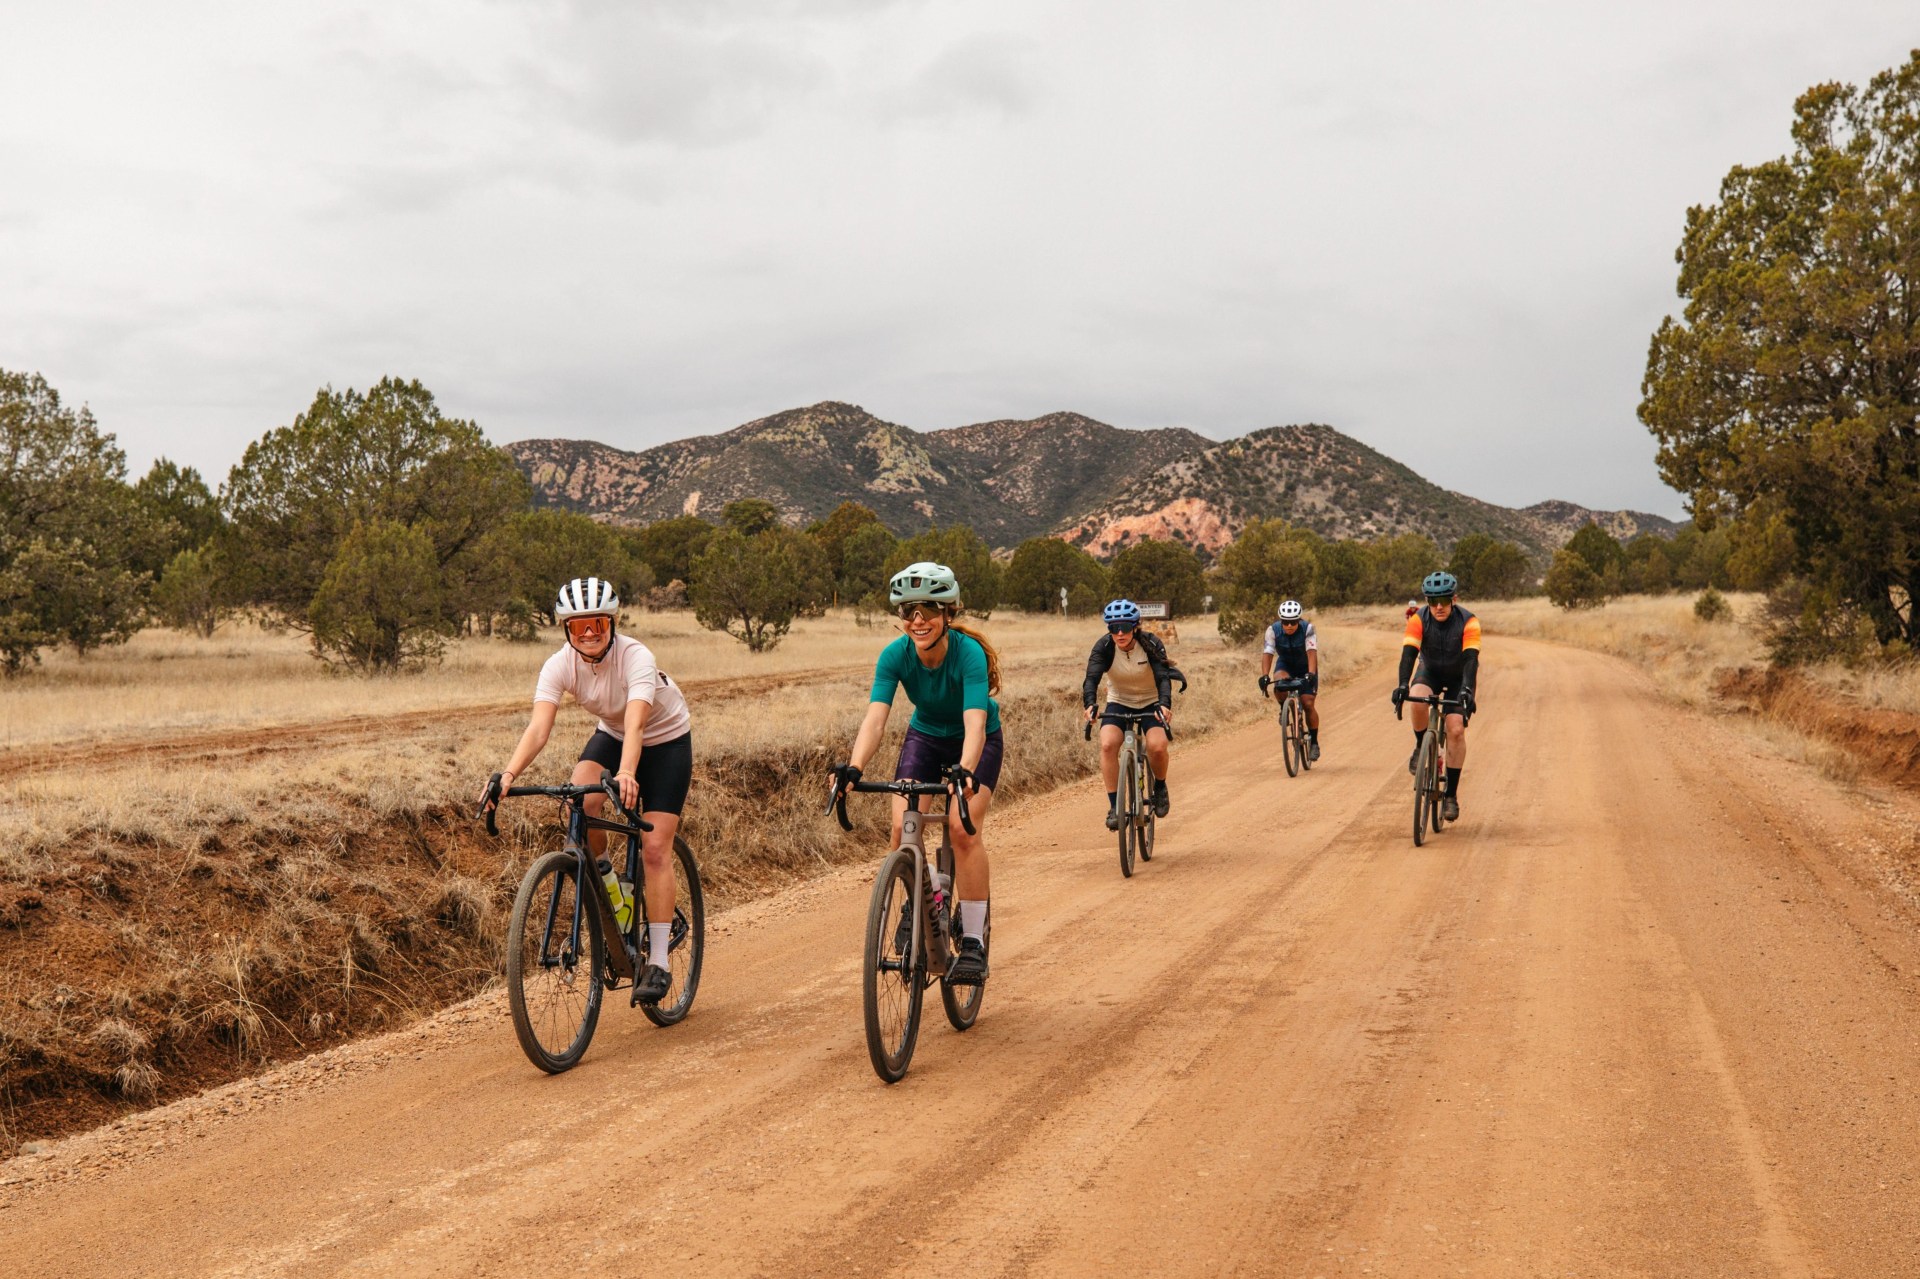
top-left (887, 562), bottom-right (960, 607)
top-left (555, 576), bottom-right (620, 621)
top-left (1277, 599), bottom-right (1303, 621)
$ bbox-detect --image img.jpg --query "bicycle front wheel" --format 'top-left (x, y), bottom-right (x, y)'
top-left (863, 848), bottom-right (925, 1083)
top-left (640, 834), bottom-right (705, 1028)
top-left (1297, 702), bottom-right (1313, 772)
top-left (1430, 752), bottom-right (1447, 835)
top-left (1280, 701), bottom-right (1299, 777)
top-left (506, 850), bottom-right (604, 1073)
top-left (1412, 735), bottom-right (1433, 847)
top-left (1118, 746), bottom-right (1137, 878)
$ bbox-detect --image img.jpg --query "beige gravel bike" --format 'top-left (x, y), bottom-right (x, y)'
top-left (827, 768), bottom-right (984, 1084)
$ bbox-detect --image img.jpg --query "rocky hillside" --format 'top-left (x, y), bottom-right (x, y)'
top-left (1061, 424), bottom-right (1556, 559)
top-left (511, 403), bottom-right (1209, 546)
top-left (509, 403), bottom-right (1675, 560)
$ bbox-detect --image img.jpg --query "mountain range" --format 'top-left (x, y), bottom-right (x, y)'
top-left (506, 401), bottom-right (1677, 560)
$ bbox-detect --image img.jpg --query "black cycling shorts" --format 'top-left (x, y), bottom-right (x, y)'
top-left (1411, 666), bottom-right (1472, 723)
top-left (1099, 703), bottom-right (1173, 741)
top-left (578, 729), bottom-right (694, 816)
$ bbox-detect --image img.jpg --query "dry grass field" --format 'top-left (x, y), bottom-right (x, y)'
top-left (0, 608), bottom-right (1399, 1153)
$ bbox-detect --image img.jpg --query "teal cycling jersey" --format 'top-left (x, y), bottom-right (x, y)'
top-left (869, 631), bottom-right (1002, 738)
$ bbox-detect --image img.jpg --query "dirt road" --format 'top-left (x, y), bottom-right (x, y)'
top-left (5, 637), bottom-right (1919, 1277)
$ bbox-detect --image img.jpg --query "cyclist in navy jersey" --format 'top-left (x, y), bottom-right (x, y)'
top-left (1258, 599), bottom-right (1321, 761)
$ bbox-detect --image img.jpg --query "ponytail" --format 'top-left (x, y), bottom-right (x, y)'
top-left (948, 616), bottom-right (1002, 696)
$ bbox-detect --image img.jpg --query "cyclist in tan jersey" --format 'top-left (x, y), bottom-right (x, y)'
top-left (1082, 599), bottom-right (1178, 828)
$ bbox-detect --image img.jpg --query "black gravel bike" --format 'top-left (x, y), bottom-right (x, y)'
top-left (481, 776), bottom-right (705, 1072)
top-left (1264, 676), bottom-right (1313, 778)
top-left (827, 767), bottom-right (982, 1084)
top-left (1396, 693), bottom-right (1466, 847)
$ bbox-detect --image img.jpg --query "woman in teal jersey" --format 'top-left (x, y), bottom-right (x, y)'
top-left (832, 561), bottom-right (1003, 984)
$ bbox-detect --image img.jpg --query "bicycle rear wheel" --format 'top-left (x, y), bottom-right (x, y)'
top-left (1280, 701), bottom-right (1299, 777)
top-left (1412, 735), bottom-right (1433, 847)
top-left (1117, 744), bottom-right (1137, 878)
top-left (940, 867), bottom-right (985, 1031)
top-left (863, 848), bottom-right (924, 1083)
top-left (506, 850), bottom-right (604, 1073)
top-left (640, 835), bottom-right (705, 1027)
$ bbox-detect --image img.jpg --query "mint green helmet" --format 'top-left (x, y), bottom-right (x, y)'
top-left (888, 561), bottom-right (960, 607)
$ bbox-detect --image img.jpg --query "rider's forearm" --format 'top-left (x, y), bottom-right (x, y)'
top-left (1260, 654), bottom-right (1274, 677)
top-left (1460, 649), bottom-right (1480, 692)
top-left (1397, 646), bottom-right (1417, 687)
top-left (848, 702), bottom-right (890, 772)
top-left (959, 710), bottom-right (987, 773)
top-left (501, 722), bottom-right (550, 782)
top-left (617, 699), bottom-right (652, 776)
top-left (1308, 652), bottom-right (1318, 676)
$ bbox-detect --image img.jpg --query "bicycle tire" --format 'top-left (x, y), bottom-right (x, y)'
top-left (640, 834), bottom-right (706, 1027)
top-left (1118, 741), bottom-right (1137, 878)
top-left (1430, 744), bottom-right (1447, 834)
top-left (1139, 761), bottom-right (1156, 863)
top-left (1297, 699), bottom-right (1313, 772)
top-left (1412, 734), bottom-right (1432, 847)
top-left (863, 847), bottom-right (924, 1083)
top-left (506, 850), bottom-right (604, 1074)
top-left (1281, 700), bottom-right (1299, 777)
top-left (940, 876), bottom-right (985, 1031)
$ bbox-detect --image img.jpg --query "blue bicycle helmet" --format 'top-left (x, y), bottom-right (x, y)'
top-left (1103, 599), bottom-right (1142, 625)
top-left (1422, 570), bottom-right (1458, 599)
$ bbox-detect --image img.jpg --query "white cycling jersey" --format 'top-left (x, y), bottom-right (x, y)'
top-left (535, 634), bottom-right (690, 745)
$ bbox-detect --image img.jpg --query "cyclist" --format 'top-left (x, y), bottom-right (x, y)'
top-left (831, 562), bottom-right (1003, 985)
top-left (1083, 599), bottom-right (1179, 827)
top-left (480, 576), bottom-right (692, 1006)
top-left (1391, 570), bottom-right (1480, 822)
top-left (1257, 599), bottom-right (1321, 761)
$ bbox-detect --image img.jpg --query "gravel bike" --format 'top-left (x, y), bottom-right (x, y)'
top-left (1264, 676), bottom-right (1313, 778)
top-left (481, 775), bottom-right (705, 1072)
top-left (1396, 692), bottom-right (1466, 847)
top-left (827, 768), bottom-right (983, 1084)
top-left (1086, 713), bottom-right (1158, 877)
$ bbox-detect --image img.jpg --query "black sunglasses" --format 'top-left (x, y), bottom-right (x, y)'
top-left (1107, 621), bottom-right (1138, 634)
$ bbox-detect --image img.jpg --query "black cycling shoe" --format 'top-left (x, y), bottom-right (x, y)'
top-left (633, 963), bottom-right (671, 1006)
top-left (1408, 747), bottom-right (1419, 774)
top-left (1151, 782), bottom-right (1170, 818)
top-left (1309, 739), bottom-right (1321, 762)
top-left (1105, 806), bottom-right (1120, 832)
top-left (947, 936), bottom-right (989, 986)
top-left (1442, 796), bottom-right (1460, 822)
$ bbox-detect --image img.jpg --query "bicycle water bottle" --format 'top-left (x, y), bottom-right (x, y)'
top-left (596, 858), bottom-right (634, 931)
top-left (927, 868), bottom-right (951, 936)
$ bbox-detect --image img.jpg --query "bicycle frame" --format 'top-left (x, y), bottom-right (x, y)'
top-left (488, 779), bottom-right (654, 984)
top-left (830, 774), bottom-right (974, 983)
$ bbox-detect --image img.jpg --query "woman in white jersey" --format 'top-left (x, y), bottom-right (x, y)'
top-left (479, 576), bottom-right (692, 1005)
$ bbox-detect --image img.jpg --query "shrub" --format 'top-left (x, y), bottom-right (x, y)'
top-left (690, 528), bottom-right (831, 652)
top-left (1544, 547), bottom-right (1608, 610)
top-left (1692, 587), bottom-right (1731, 623)
top-left (309, 519), bottom-right (451, 671)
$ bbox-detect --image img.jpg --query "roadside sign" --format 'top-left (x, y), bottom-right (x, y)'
top-left (1136, 600), bottom-right (1169, 619)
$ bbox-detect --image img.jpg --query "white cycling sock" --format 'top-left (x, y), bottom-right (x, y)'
top-left (647, 922), bottom-right (670, 969)
top-left (958, 900), bottom-right (988, 943)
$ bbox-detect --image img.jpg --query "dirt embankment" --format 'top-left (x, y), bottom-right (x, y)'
top-left (1715, 666), bottom-right (1920, 795)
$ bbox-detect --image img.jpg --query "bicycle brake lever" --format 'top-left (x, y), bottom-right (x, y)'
top-left (479, 772), bottom-right (503, 837)
top-left (1083, 721), bottom-right (1092, 741)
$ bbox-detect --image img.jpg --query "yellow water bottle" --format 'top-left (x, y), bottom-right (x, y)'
top-left (597, 859), bottom-right (634, 931)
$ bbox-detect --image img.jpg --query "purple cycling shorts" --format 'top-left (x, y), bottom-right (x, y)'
top-left (895, 727), bottom-right (1004, 793)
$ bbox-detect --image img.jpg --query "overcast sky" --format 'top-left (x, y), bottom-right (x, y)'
top-left (2, 2), bottom-right (1914, 517)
